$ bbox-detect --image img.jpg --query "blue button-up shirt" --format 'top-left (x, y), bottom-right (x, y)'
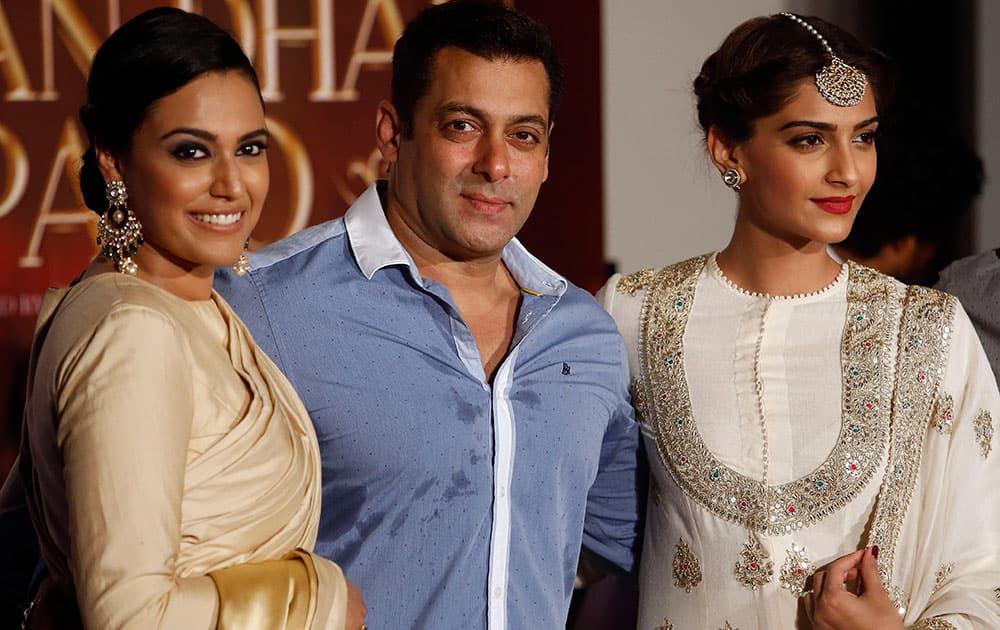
top-left (216, 183), bottom-right (641, 629)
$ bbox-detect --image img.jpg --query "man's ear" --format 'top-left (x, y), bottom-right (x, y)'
top-left (96, 145), bottom-right (124, 183)
top-left (707, 125), bottom-right (744, 182)
top-left (375, 100), bottom-right (403, 165)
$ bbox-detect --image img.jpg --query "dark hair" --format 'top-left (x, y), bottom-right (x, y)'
top-left (840, 108), bottom-right (983, 258)
top-left (391, 0), bottom-right (563, 137)
top-left (694, 13), bottom-right (892, 143)
top-left (79, 7), bottom-right (260, 215)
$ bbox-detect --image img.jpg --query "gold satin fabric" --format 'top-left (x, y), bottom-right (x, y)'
top-left (210, 550), bottom-right (315, 630)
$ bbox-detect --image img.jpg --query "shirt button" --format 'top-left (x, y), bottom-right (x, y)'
top-left (498, 486), bottom-right (507, 498)
top-left (493, 587), bottom-right (503, 598)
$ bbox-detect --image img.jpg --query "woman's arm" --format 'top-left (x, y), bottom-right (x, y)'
top-left (56, 304), bottom-right (217, 629)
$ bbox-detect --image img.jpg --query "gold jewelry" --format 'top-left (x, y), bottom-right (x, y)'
top-left (233, 238), bottom-right (250, 276)
top-left (780, 12), bottom-right (868, 107)
top-left (97, 180), bottom-right (143, 275)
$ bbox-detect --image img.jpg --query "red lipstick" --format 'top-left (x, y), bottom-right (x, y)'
top-left (812, 196), bottom-right (855, 215)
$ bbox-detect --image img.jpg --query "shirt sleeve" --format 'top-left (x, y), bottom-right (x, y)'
top-left (580, 335), bottom-right (646, 575)
top-left (902, 301), bottom-right (1000, 629)
top-left (55, 304), bottom-right (218, 630)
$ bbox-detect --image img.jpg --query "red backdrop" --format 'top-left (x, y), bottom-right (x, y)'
top-left (0, 0), bottom-right (604, 476)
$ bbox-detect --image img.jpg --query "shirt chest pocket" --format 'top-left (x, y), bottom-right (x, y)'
top-left (508, 378), bottom-right (612, 484)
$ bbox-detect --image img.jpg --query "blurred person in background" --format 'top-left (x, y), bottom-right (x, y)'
top-left (832, 107), bottom-right (983, 287)
top-left (936, 250), bottom-right (1000, 384)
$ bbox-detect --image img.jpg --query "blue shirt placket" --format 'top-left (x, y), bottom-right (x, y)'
top-left (428, 278), bottom-right (559, 630)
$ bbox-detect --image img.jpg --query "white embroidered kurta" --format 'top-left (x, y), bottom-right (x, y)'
top-left (600, 254), bottom-right (1000, 630)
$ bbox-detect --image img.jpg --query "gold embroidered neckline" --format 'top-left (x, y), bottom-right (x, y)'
top-left (638, 257), bottom-right (900, 535)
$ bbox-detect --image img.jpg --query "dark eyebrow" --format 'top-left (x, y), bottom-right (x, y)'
top-left (438, 103), bottom-right (486, 120)
top-left (159, 127), bottom-right (270, 142)
top-left (854, 116), bottom-right (880, 130)
top-left (778, 116), bottom-right (880, 132)
top-left (779, 120), bottom-right (835, 132)
top-left (511, 114), bottom-right (549, 129)
top-left (438, 103), bottom-right (549, 129)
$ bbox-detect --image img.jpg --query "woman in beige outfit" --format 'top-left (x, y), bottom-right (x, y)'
top-left (16, 8), bottom-right (365, 629)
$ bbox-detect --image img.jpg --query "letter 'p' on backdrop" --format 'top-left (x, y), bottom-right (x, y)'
top-left (0, 0), bottom-right (603, 472)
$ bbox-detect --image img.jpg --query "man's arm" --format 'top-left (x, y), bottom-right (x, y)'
top-left (580, 346), bottom-right (647, 578)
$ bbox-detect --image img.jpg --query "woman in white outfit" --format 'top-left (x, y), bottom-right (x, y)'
top-left (601, 13), bottom-right (1000, 630)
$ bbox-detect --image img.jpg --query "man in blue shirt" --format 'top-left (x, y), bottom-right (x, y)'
top-left (220, 1), bottom-right (642, 628)
top-left (0, 1), bottom-right (640, 628)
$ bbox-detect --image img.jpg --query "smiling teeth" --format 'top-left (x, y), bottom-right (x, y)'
top-left (193, 212), bottom-right (242, 225)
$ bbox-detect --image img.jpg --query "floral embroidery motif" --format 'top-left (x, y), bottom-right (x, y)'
top-left (720, 623), bottom-right (738, 630)
top-left (888, 584), bottom-right (910, 617)
top-left (655, 618), bottom-right (674, 630)
top-left (733, 534), bottom-right (773, 590)
top-left (638, 258), bottom-right (899, 535)
top-left (866, 285), bottom-right (955, 596)
top-left (974, 409), bottom-right (994, 459)
top-left (933, 562), bottom-right (953, 593)
top-left (779, 543), bottom-right (813, 597)
top-left (933, 392), bottom-right (954, 434)
top-left (617, 268), bottom-right (656, 296)
top-left (672, 538), bottom-right (702, 592)
top-left (909, 618), bottom-right (957, 629)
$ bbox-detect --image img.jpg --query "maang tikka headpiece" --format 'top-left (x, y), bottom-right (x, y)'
top-left (780, 12), bottom-right (867, 107)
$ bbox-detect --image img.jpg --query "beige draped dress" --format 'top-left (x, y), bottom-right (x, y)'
top-left (19, 272), bottom-right (347, 629)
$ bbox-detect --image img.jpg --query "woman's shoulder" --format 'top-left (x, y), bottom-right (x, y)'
top-left (59, 273), bottom-right (199, 322)
top-left (601, 255), bottom-right (709, 308)
top-left (40, 274), bottom-right (200, 359)
top-left (597, 256), bottom-right (711, 354)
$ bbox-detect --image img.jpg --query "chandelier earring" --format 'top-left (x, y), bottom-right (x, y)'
top-left (96, 180), bottom-right (143, 275)
top-left (233, 238), bottom-right (251, 276)
top-left (722, 168), bottom-right (742, 192)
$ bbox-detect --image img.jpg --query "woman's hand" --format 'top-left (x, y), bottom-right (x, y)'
top-left (345, 577), bottom-right (368, 630)
top-left (804, 546), bottom-right (905, 630)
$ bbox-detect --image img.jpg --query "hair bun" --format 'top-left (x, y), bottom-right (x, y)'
top-left (79, 148), bottom-right (107, 215)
